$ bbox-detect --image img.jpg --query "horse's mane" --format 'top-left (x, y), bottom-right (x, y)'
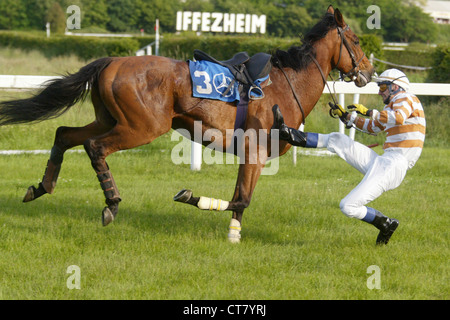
top-left (271, 12), bottom-right (337, 70)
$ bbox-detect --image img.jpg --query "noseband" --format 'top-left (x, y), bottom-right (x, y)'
top-left (335, 25), bottom-right (365, 82)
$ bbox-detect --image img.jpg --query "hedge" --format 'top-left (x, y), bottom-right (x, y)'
top-left (0, 31), bottom-right (300, 61)
top-left (0, 30), bottom-right (382, 64)
top-left (0, 31), bottom-right (140, 60)
top-left (159, 34), bottom-right (298, 61)
top-left (427, 44), bottom-right (450, 83)
top-left (383, 49), bottom-right (434, 69)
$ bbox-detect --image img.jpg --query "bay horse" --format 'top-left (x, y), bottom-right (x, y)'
top-left (0, 6), bottom-right (373, 242)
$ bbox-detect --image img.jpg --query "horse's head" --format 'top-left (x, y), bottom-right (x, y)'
top-left (328, 6), bottom-right (374, 87)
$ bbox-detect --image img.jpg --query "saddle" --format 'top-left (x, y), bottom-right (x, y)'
top-left (193, 49), bottom-right (272, 88)
top-left (193, 49), bottom-right (273, 156)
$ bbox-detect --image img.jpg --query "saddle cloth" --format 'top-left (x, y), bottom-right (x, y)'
top-left (189, 60), bottom-right (240, 102)
top-left (189, 60), bottom-right (270, 103)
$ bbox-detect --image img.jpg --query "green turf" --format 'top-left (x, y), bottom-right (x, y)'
top-left (0, 138), bottom-right (447, 299)
top-left (0, 47), bottom-right (447, 300)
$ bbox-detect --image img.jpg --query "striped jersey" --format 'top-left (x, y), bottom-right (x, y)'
top-left (353, 92), bottom-right (426, 169)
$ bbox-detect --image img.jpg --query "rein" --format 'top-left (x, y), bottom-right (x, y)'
top-left (309, 54), bottom-right (338, 106)
top-left (275, 57), bottom-right (306, 125)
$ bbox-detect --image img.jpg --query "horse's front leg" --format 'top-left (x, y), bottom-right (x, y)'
top-left (227, 161), bottom-right (264, 243)
top-left (174, 128), bottom-right (270, 242)
top-left (174, 161), bottom-right (265, 243)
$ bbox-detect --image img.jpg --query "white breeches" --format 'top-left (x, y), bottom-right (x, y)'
top-left (326, 133), bottom-right (409, 220)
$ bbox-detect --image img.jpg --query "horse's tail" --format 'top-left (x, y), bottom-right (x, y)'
top-left (0, 57), bottom-right (113, 126)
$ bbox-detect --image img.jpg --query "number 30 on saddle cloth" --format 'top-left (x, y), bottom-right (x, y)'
top-left (188, 59), bottom-right (271, 102)
top-left (188, 50), bottom-right (272, 132)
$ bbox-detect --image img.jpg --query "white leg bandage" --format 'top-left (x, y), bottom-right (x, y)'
top-left (228, 218), bottom-right (241, 243)
top-left (197, 196), bottom-right (229, 211)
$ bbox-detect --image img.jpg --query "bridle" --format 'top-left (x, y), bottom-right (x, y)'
top-left (309, 23), bottom-right (366, 105)
top-left (277, 23), bottom-right (366, 124)
top-left (335, 25), bottom-right (365, 82)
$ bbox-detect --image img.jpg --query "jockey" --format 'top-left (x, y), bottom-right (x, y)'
top-left (272, 69), bottom-right (426, 245)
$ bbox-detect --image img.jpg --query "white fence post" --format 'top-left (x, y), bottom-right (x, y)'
top-left (338, 93), bottom-right (345, 134)
top-left (292, 123), bottom-right (304, 166)
top-left (190, 141), bottom-right (202, 171)
top-left (349, 93), bottom-right (360, 140)
top-left (46, 22), bottom-right (51, 38)
top-left (155, 19), bottom-right (160, 56)
top-left (136, 19), bottom-right (159, 57)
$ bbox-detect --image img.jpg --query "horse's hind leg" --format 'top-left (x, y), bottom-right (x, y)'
top-left (23, 141), bottom-right (63, 202)
top-left (83, 134), bottom-right (121, 226)
top-left (83, 124), bottom-right (163, 226)
top-left (23, 122), bottom-right (110, 202)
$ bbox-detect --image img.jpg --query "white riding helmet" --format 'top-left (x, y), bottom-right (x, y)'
top-left (374, 68), bottom-right (410, 92)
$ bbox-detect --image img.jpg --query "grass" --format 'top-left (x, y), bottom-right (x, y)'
top-left (0, 47), bottom-right (92, 76)
top-left (0, 142), bottom-right (448, 300)
top-left (0, 47), bottom-right (448, 301)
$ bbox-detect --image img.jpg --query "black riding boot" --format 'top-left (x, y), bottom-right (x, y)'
top-left (271, 104), bottom-right (307, 147)
top-left (368, 209), bottom-right (400, 245)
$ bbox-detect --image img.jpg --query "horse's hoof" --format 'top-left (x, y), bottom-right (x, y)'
top-left (23, 186), bottom-right (36, 203)
top-left (23, 183), bottom-right (47, 203)
top-left (228, 218), bottom-right (241, 244)
top-left (102, 207), bottom-right (115, 226)
top-left (228, 236), bottom-right (241, 244)
top-left (173, 189), bottom-right (193, 203)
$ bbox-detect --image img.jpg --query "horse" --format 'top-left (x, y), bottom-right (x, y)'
top-left (0, 6), bottom-right (374, 243)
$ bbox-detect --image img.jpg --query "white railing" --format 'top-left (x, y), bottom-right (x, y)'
top-left (3, 75), bottom-right (448, 94)
top-left (0, 75), bottom-right (61, 89)
top-left (1, 76), bottom-right (449, 169)
top-left (65, 31), bottom-right (135, 38)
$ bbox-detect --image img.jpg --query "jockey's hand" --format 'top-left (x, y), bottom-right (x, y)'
top-left (329, 102), bottom-right (348, 118)
top-left (347, 104), bottom-right (372, 117)
top-left (329, 102), bottom-right (352, 128)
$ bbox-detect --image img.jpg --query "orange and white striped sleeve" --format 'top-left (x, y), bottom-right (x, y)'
top-left (352, 110), bottom-right (385, 134)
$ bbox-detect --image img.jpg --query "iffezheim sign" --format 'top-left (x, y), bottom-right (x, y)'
top-left (176, 11), bottom-right (266, 34)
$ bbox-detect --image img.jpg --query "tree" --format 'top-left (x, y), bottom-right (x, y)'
top-left (264, 2), bottom-right (313, 38)
top-left (24, 0), bottom-right (54, 30)
top-left (276, 5), bottom-right (313, 38)
top-left (428, 45), bottom-right (450, 83)
top-left (0, 0), bottom-right (29, 30)
top-left (362, 0), bottom-right (437, 43)
top-left (106, 0), bottom-right (141, 32)
top-left (81, 0), bottom-right (110, 30)
top-left (46, 2), bottom-right (66, 33)
top-left (138, 0), bottom-right (181, 34)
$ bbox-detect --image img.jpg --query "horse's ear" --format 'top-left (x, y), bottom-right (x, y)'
top-left (327, 5), bottom-right (334, 14)
top-left (334, 8), bottom-right (345, 27)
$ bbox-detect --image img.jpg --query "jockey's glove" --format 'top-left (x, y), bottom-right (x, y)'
top-left (329, 103), bottom-right (347, 118)
top-left (347, 104), bottom-right (372, 117)
top-left (328, 103), bottom-right (352, 128)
